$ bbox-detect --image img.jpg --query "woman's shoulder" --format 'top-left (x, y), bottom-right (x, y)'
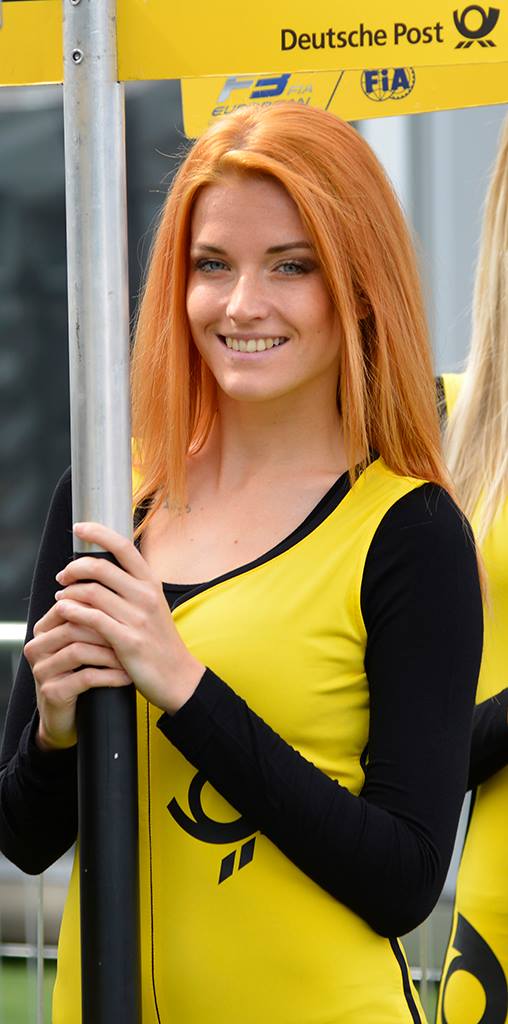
top-left (359, 457), bottom-right (430, 513)
top-left (361, 481), bottom-right (480, 625)
top-left (373, 480), bottom-right (467, 539)
top-left (52, 465), bottom-right (72, 500)
top-left (364, 458), bottom-right (467, 537)
top-left (437, 371), bottom-right (465, 419)
top-left (35, 467), bottom-right (74, 572)
top-left (365, 481), bottom-right (476, 588)
top-left (43, 466), bottom-right (72, 529)
top-left (345, 463), bottom-right (474, 585)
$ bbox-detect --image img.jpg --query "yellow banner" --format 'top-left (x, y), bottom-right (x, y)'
top-left (118, 0), bottom-right (508, 79)
top-left (181, 62), bottom-right (508, 137)
top-left (0, 1), bottom-right (61, 86)
top-left (0, 0), bottom-right (507, 87)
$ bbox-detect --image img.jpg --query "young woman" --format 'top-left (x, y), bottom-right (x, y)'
top-left (0, 105), bottom-right (483, 1023)
top-left (437, 115), bottom-right (508, 1024)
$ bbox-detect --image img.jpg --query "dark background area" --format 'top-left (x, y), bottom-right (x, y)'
top-left (0, 80), bottom-right (185, 729)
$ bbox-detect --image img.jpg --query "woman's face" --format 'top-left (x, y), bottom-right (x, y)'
top-left (186, 174), bottom-right (342, 407)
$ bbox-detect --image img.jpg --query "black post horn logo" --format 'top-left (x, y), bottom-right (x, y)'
top-left (454, 5), bottom-right (500, 47)
top-left (168, 771), bottom-right (258, 884)
top-left (440, 913), bottom-right (507, 1023)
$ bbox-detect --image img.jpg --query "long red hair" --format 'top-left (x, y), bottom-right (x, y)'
top-left (131, 104), bottom-right (452, 527)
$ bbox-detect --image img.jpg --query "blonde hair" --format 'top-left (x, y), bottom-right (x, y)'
top-left (445, 114), bottom-right (508, 542)
top-left (131, 104), bottom-right (453, 531)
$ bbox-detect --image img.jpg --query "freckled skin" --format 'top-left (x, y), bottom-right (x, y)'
top-left (186, 175), bottom-right (342, 408)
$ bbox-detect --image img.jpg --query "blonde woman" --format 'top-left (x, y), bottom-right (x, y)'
top-left (1, 105), bottom-right (482, 1023)
top-left (437, 116), bottom-right (508, 1024)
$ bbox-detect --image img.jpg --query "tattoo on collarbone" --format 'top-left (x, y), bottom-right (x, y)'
top-left (163, 499), bottom-right (192, 515)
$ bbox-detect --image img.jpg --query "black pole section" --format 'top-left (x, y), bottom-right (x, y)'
top-left (76, 552), bottom-right (140, 1024)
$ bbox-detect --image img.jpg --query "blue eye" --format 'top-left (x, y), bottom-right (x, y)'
top-left (276, 260), bottom-right (310, 276)
top-left (195, 258), bottom-right (228, 273)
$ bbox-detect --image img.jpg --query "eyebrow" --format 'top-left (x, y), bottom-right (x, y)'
top-left (191, 241), bottom-right (313, 255)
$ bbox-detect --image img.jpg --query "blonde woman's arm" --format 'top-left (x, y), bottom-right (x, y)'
top-left (469, 690), bottom-right (508, 788)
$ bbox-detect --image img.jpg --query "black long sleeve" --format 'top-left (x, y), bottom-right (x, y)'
top-left (0, 472), bottom-right (491, 939)
top-left (158, 485), bottom-right (483, 936)
top-left (468, 687), bottom-right (508, 787)
top-left (0, 467), bottom-right (77, 872)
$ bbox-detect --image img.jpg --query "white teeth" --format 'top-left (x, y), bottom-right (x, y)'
top-left (223, 336), bottom-right (287, 352)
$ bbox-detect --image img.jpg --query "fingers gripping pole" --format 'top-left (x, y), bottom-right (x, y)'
top-left (62, 0), bottom-right (140, 1020)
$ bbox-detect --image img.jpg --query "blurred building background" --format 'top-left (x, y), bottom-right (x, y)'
top-left (0, 79), bottom-right (185, 725)
top-left (0, 85), bottom-right (507, 1019)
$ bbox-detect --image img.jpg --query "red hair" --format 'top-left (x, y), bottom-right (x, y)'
top-left (131, 104), bottom-right (452, 528)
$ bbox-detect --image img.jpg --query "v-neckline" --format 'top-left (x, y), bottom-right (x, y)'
top-left (165, 465), bottom-right (357, 611)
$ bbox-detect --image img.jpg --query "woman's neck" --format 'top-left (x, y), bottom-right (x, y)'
top-left (196, 387), bottom-right (348, 495)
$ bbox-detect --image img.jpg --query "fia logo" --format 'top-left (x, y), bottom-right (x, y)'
top-left (454, 5), bottom-right (500, 47)
top-left (361, 67), bottom-right (416, 101)
top-left (168, 770), bottom-right (258, 885)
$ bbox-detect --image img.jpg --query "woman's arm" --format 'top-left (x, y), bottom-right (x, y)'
top-left (436, 374), bottom-right (508, 789)
top-left (158, 484), bottom-right (483, 937)
top-left (469, 689), bottom-right (508, 788)
top-left (0, 468), bottom-right (78, 873)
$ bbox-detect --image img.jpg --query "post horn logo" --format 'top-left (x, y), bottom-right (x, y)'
top-left (168, 770), bottom-right (258, 885)
top-left (453, 5), bottom-right (500, 47)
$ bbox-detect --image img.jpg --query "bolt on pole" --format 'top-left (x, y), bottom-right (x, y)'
top-left (62, 0), bottom-right (141, 1020)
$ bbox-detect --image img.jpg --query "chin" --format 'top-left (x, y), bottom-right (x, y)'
top-left (217, 371), bottom-right (296, 403)
top-left (222, 386), bottom-right (281, 404)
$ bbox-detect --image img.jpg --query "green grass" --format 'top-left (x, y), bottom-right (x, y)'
top-left (416, 980), bottom-right (438, 1023)
top-left (0, 959), bottom-right (56, 1024)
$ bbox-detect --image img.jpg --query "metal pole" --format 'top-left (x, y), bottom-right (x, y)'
top-left (62, 2), bottom-right (140, 1022)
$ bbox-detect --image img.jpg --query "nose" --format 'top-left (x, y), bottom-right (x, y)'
top-left (225, 271), bottom-right (268, 324)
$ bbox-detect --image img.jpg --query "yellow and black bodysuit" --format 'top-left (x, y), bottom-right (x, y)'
top-left (0, 456), bottom-right (485, 1023)
top-left (437, 373), bottom-right (508, 1024)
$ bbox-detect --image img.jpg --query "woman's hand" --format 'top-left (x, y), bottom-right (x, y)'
top-left (50, 521), bottom-right (205, 716)
top-left (24, 611), bottom-right (130, 751)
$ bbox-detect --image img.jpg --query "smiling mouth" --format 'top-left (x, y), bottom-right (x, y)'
top-left (219, 335), bottom-right (289, 352)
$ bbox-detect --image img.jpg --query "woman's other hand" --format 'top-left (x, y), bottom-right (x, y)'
top-left (24, 609), bottom-right (130, 752)
top-left (50, 522), bottom-right (205, 716)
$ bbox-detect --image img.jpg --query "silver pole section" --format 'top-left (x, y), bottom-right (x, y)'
top-left (62, 1), bottom-right (140, 1021)
top-left (63, 0), bottom-right (131, 528)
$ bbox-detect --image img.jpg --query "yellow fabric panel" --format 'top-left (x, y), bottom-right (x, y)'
top-left (441, 372), bottom-right (464, 418)
top-left (53, 458), bottom-right (427, 1023)
top-left (438, 375), bottom-right (508, 1024)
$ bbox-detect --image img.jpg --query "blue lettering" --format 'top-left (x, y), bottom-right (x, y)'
top-left (363, 69), bottom-right (379, 93)
top-left (391, 67), bottom-right (411, 90)
top-left (250, 74), bottom-right (291, 100)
